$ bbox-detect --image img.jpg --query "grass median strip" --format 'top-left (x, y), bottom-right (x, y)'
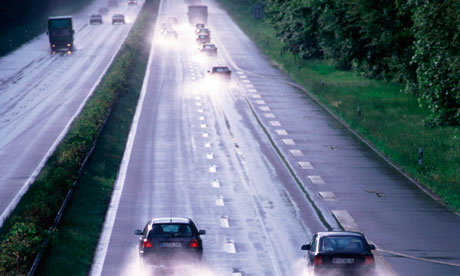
top-left (0, 0), bottom-right (159, 275)
top-left (216, 0), bottom-right (460, 211)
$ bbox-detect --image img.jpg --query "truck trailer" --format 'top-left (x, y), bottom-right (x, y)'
top-left (187, 5), bottom-right (208, 25)
top-left (47, 16), bottom-right (74, 54)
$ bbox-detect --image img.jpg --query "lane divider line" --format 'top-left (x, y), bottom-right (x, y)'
top-left (282, 139), bottom-right (295, 145)
top-left (308, 175), bottom-right (325, 184)
top-left (256, 100), bottom-right (266, 105)
top-left (269, 120), bottom-right (280, 126)
top-left (332, 210), bottom-right (397, 276)
top-left (89, 0), bottom-right (164, 273)
top-left (212, 179), bottom-right (220, 188)
top-left (275, 129), bottom-right (288, 135)
top-left (259, 106), bottom-right (270, 111)
top-left (297, 161), bottom-right (313, 169)
top-left (219, 215), bottom-right (229, 228)
top-left (224, 240), bottom-right (236, 253)
top-left (215, 196), bottom-right (224, 206)
top-left (289, 149), bottom-right (303, 157)
top-left (263, 113), bottom-right (275, 118)
top-left (319, 191), bottom-right (336, 201)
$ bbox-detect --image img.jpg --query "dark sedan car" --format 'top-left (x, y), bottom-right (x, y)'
top-left (207, 66), bottom-right (231, 81)
top-left (195, 23), bottom-right (205, 29)
top-left (135, 217), bottom-right (206, 266)
top-left (196, 27), bottom-right (210, 35)
top-left (89, 14), bottom-right (103, 24)
top-left (112, 14), bottom-right (125, 24)
top-left (199, 43), bottom-right (217, 56)
top-left (196, 34), bottom-right (210, 44)
top-left (301, 231), bottom-right (376, 275)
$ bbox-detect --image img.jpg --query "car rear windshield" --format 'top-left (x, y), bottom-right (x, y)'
top-left (213, 67), bottom-right (229, 72)
top-left (149, 224), bottom-right (193, 238)
top-left (320, 236), bottom-right (366, 252)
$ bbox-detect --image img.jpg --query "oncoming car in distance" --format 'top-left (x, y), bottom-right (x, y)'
top-left (199, 43), bottom-right (217, 57)
top-left (301, 231), bottom-right (376, 275)
top-left (135, 217), bottom-right (206, 266)
top-left (112, 14), bottom-right (125, 24)
top-left (127, 0), bottom-right (138, 5)
top-left (89, 14), bottom-right (103, 24)
top-left (207, 66), bottom-right (231, 81)
top-left (196, 34), bottom-right (210, 44)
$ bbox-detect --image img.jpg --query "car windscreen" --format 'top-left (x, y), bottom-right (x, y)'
top-left (213, 67), bottom-right (229, 72)
top-left (320, 236), bottom-right (366, 252)
top-left (148, 224), bottom-right (193, 238)
top-left (51, 29), bottom-right (71, 36)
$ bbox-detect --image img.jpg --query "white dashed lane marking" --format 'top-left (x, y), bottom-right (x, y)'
top-left (269, 120), bottom-right (281, 126)
top-left (308, 175), bottom-right (325, 184)
top-left (242, 79), bottom-right (251, 83)
top-left (252, 94), bottom-right (261, 99)
top-left (289, 149), bottom-right (303, 156)
top-left (202, 133), bottom-right (209, 138)
top-left (201, 124), bottom-right (207, 128)
top-left (264, 113), bottom-right (275, 118)
top-left (297, 161), bottom-right (313, 169)
top-left (209, 165), bottom-right (217, 173)
top-left (275, 129), bottom-right (288, 135)
top-left (319, 191), bottom-right (337, 201)
top-left (215, 196), bottom-right (224, 206)
top-left (260, 106), bottom-right (270, 111)
top-left (205, 143), bottom-right (211, 148)
top-left (206, 153), bottom-right (214, 159)
top-left (199, 116), bottom-right (205, 121)
top-left (236, 71), bottom-right (244, 75)
top-left (332, 210), bottom-right (360, 231)
top-left (256, 100), bottom-right (266, 105)
top-left (219, 216), bottom-right (229, 228)
top-left (198, 109), bottom-right (203, 113)
top-left (248, 88), bottom-right (258, 93)
top-left (245, 84), bottom-right (254, 88)
top-left (224, 240), bottom-right (236, 253)
top-left (212, 179), bottom-right (220, 188)
top-left (282, 139), bottom-right (295, 145)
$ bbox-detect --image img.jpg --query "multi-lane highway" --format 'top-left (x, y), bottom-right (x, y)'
top-left (0, 0), bottom-right (144, 226)
top-left (90, 0), bottom-right (460, 275)
top-left (1, 0), bottom-right (460, 275)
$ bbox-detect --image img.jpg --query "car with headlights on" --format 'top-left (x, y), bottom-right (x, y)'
top-left (135, 217), bottom-right (206, 266)
top-left (112, 14), bottom-right (125, 24)
top-left (195, 23), bottom-right (205, 29)
top-left (162, 29), bottom-right (178, 39)
top-left (199, 43), bottom-right (217, 57)
top-left (127, 0), bottom-right (137, 5)
top-left (89, 14), bottom-right (103, 24)
top-left (207, 66), bottom-right (231, 81)
top-left (196, 34), bottom-right (210, 44)
top-left (195, 27), bottom-right (210, 35)
top-left (301, 231), bottom-right (376, 275)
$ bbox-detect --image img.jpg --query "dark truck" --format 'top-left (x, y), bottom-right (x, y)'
top-left (47, 16), bottom-right (74, 53)
top-left (187, 5), bottom-right (208, 25)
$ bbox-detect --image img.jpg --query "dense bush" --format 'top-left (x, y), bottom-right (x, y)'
top-left (261, 0), bottom-right (459, 125)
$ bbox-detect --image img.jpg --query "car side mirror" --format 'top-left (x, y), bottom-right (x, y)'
top-left (198, 230), bottom-right (206, 235)
top-left (134, 229), bottom-right (143, 235)
top-left (301, 244), bottom-right (310, 250)
top-left (368, 244), bottom-right (376, 250)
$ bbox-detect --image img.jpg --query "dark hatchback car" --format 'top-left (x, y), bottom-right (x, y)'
top-left (89, 14), bottom-right (103, 24)
top-left (135, 217), bottom-right (206, 266)
top-left (207, 66), bottom-right (231, 81)
top-left (199, 43), bottom-right (217, 56)
top-left (196, 34), bottom-right (210, 44)
top-left (301, 231), bottom-right (376, 275)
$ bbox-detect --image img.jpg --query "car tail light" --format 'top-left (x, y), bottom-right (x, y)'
top-left (142, 239), bottom-right (153, 248)
top-left (189, 239), bottom-right (199, 248)
top-left (365, 256), bottom-right (374, 265)
top-left (313, 256), bottom-right (322, 265)
top-left (67, 43), bottom-right (71, 47)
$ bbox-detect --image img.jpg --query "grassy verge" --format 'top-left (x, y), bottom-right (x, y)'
top-left (0, 0), bottom-right (159, 275)
top-left (217, 0), bottom-right (460, 211)
top-left (35, 1), bottom-right (159, 275)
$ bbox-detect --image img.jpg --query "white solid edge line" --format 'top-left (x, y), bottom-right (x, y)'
top-left (0, 5), bottom-right (142, 228)
top-left (89, 1), bottom-right (162, 274)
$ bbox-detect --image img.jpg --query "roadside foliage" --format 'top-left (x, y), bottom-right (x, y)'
top-left (262, 0), bottom-right (459, 126)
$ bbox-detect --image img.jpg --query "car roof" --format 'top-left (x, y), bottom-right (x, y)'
top-left (317, 231), bottom-right (365, 238)
top-left (150, 217), bottom-right (191, 224)
top-left (48, 16), bottom-right (72, 20)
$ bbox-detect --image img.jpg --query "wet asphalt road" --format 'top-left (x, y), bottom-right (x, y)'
top-left (0, 0), bottom-right (144, 226)
top-left (92, 0), bottom-right (460, 275)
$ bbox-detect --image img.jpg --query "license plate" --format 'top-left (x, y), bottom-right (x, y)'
top-left (161, 242), bottom-right (182, 248)
top-left (333, 258), bottom-right (355, 264)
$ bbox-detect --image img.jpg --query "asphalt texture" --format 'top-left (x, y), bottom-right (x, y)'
top-left (0, 0), bottom-right (145, 226)
top-left (92, 0), bottom-right (460, 275)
